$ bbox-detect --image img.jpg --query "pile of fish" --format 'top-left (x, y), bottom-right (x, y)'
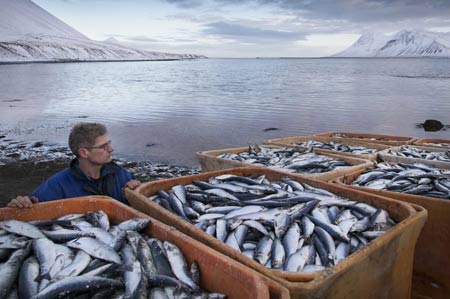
top-left (352, 162), bottom-right (450, 199)
top-left (148, 174), bottom-right (396, 273)
top-left (420, 142), bottom-right (450, 148)
top-left (0, 211), bottom-right (226, 299)
top-left (330, 133), bottom-right (391, 141)
top-left (217, 145), bottom-right (351, 174)
top-left (292, 140), bottom-right (378, 155)
top-left (386, 146), bottom-right (450, 162)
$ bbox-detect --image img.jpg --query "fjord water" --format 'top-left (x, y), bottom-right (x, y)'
top-left (0, 58), bottom-right (449, 167)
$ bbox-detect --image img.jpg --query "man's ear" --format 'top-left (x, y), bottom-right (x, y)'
top-left (77, 148), bottom-right (89, 159)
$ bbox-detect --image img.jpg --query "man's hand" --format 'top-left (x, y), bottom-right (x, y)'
top-left (125, 180), bottom-right (141, 190)
top-left (7, 196), bottom-right (39, 209)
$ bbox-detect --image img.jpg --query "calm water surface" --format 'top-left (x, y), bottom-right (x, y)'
top-left (0, 58), bottom-right (449, 166)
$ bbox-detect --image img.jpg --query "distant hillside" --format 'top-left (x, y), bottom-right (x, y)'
top-left (0, 0), bottom-right (204, 62)
top-left (333, 30), bottom-right (450, 57)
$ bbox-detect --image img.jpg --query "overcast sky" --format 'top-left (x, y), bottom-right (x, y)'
top-left (34, 0), bottom-right (450, 57)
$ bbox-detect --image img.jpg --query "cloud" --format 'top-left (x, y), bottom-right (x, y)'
top-left (203, 21), bottom-right (306, 41)
top-left (108, 34), bottom-right (198, 44)
top-left (226, 0), bottom-right (450, 24)
top-left (124, 35), bottom-right (161, 43)
top-left (164, 0), bottom-right (203, 9)
top-left (164, 0), bottom-right (450, 32)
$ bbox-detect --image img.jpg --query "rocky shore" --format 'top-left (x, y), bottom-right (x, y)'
top-left (0, 138), bottom-right (200, 207)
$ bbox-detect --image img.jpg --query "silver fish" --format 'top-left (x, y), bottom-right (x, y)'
top-left (85, 210), bottom-right (110, 231)
top-left (254, 235), bottom-right (273, 265)
top-left (66, 237), bottom-right (122, 264)
top-left (274, 213), bottom-right (291, 239)
top-left (29, 276), bottom-right (123, 299)
top-left (285, 245), bottom-right (314, 272)
top-left (163, 241), bottom-right (198, 290)
top-left (33, 238), bottom-right (58, 281)
top-left (0, 244), bottom-right (31, 298)
top-left (282, 222), bottom-right (301, 257)
top-left (271, 238), bottom-right (285, 269)
top-left (0, 220), bottom-right (45, 239)
top-left (18, 256), bottom-right (39, 299)
top-left (0, 235), bottom-right (29, 249)
top-left (53, 250), bottom-right (91, 280)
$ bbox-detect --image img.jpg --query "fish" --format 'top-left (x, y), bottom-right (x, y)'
top-left (285, 245), bottom-right (314, 272)
top-left (0, 235), bottom-right (29, 249)
top-left (254, 235), bottom-right (273, 265)
top-left (163, 241), bottom-right (199, 290)
top-left (217, 145), bottom-right (351, 174)
top-left (293, 140), bottom-right (379, 155)
top-left (0, 220), bottom-right (45, 239)
top-left (53, 250), bottom-right (91, 280)
top-left (121, 244), bottom-right (146, 299)
top-left (41, 228), bottom-right (95, 242)
top-left (148, 174), bottom-right (396, 273)
top-left (66, 237), bottom-right (122, 264)
top-left (0, 210), bottom-right (223, 299)
top-left (352, 162), bottom-right (450, 199)
top-left (0, 243), bottom-right (31, 298)
top-left (29, 276), bottom-right (123, 299)
top-left (18, 256), bottom-right (40, 299)
top-left (387, 146), bottom-right (450, 162)
top-left (271, 238), bottom-right (286, 269)
top-left (33, 238), bottom-right (58, 281)
top-left (118, 218), bottom-right (150, 232)
top-left (148, 239), bottom-right (176, 278)
top-left (274, 213), bottom-right (291, 238)
top-left (85, 210), bottom-right (110, 231)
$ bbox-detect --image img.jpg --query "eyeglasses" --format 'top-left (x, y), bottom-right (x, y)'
top-left (86, 140), bottom-right (112, 151)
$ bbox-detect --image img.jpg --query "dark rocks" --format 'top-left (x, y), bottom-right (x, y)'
top-left (263, 127), bottom-right (279, 132)
top-left (422, 119), bottom-right (444, 132)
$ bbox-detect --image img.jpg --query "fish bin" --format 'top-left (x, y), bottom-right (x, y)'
top-left (413, 138), bottom-right (450, 149)
top-left (264, 135), bottom-right (391, 160)
top-left (332, 160), bottom-right (450, 299)
top-left (196, 144), bottom-right (374, 182)
top-left (0, 196), bottom-right (289, 299)
top-left (125, 166), bottom-right (427, 299)
top-left (378, 145), bottom-right (450, 170)
top-left (314, 131), bottom-right (416, 146)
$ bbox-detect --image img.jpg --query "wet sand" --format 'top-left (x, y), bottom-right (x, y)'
top-left (0, 160), bottom-right (67, 207)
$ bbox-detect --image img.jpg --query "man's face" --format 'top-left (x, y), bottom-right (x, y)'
top-left (86, 134), bottom-right (113, 165)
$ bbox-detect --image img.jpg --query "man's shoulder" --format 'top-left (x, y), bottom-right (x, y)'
top-left (46, 168), bottom-right (75, 182)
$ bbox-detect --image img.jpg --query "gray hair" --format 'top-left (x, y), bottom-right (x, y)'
top-left (68, 122), bottom-right (107, 156)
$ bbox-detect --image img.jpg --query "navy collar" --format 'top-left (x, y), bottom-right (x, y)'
top-left (69, 158), bottom-right (121, 181)
top-left (69, 158), bottom-right (122, 198)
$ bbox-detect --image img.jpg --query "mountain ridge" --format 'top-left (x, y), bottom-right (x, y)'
top-left (0, 0), bottom-right (204, 62)
top-left (333, 30), bottom-right (450, 57)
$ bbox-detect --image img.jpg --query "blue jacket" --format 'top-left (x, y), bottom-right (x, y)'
top-left (31, 159), bottom-right (135, 204)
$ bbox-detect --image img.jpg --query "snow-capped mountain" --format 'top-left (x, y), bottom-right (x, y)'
top-left (0, 0), bottom-right (204, 62)
top-left (334, 30), bottom-right (450, 57)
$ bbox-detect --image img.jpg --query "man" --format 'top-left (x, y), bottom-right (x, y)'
top-left (7, 122), bottom-right (140, 208)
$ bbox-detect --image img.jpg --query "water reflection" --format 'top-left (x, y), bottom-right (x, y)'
top-left (0, 58), bottom-right (449, 166)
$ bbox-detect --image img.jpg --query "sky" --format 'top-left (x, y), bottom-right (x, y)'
top-left (33, 0), bottom-right (450, 58)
